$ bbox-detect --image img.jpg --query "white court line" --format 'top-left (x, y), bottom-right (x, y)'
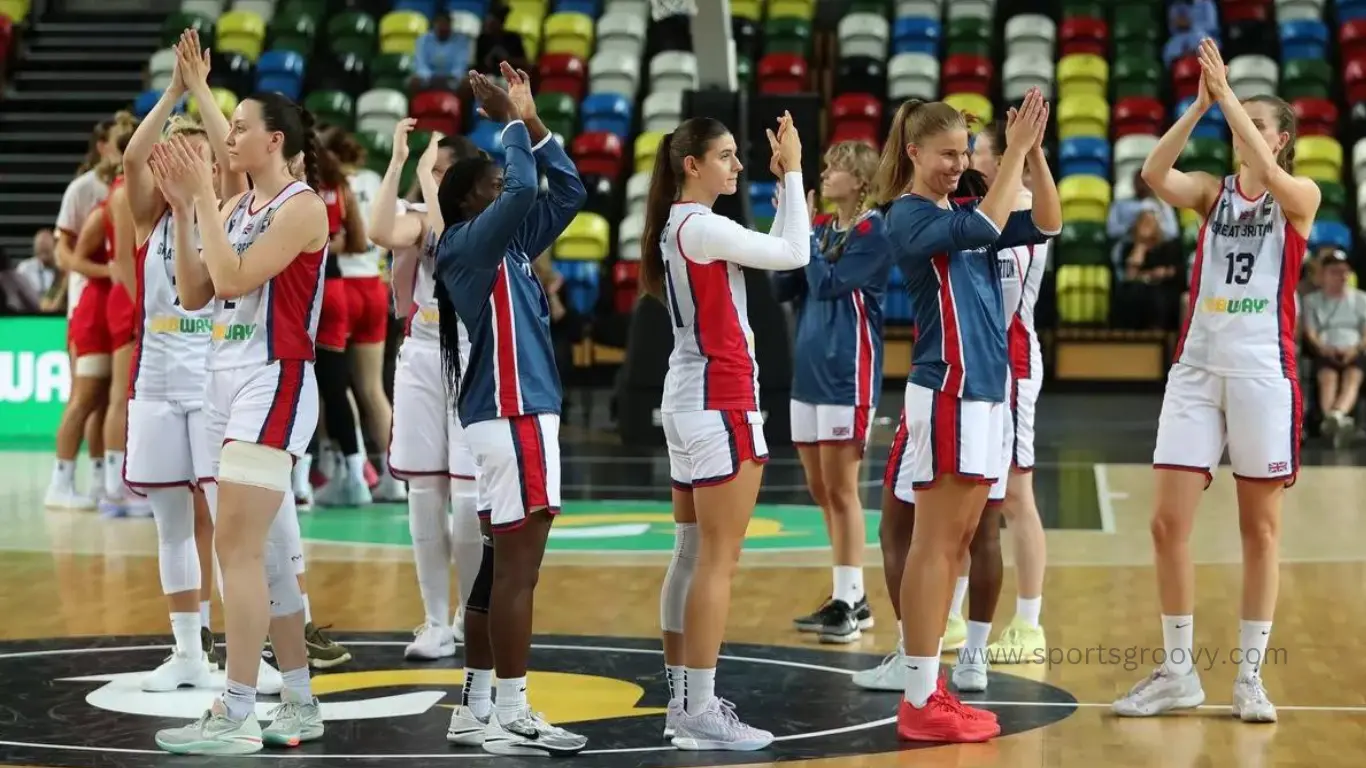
top-left (1093, 463), bottom-right (1117, 534)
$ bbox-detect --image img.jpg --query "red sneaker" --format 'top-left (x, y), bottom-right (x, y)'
top-left (897, 689), bottom-right (1002, 743)
top-left (938, 673), bottom-right (997, 723)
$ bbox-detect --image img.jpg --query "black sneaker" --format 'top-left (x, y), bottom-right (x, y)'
top-left (818, 600), bottom-right (864, 644)
top-left (852, 595), bottom-right (875, 629)
top-left (200, 627), bottom-right (220, 671)
top-left (793, 597), bottom-right (836, 633)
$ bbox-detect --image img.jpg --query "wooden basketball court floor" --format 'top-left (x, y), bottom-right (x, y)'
top-left (1, 393), bottom-right (1363, 767)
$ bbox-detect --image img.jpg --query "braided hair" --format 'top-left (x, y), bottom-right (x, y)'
top-left (433, 154), bottom-right (499, 406)
top-left (247, 91), bottom-right (320, 189)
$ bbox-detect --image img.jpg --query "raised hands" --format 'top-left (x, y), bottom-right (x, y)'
top-left (469, 62), bottom-right (532, 124)
top-left (501, 61), bottom-right (538, 123)
top-left (764, 110), bottom-right (802, 177)
top-left (416, 128), bottom-right (445, 176)
top-left (1197, 38), bottom-right (1231, 105)
top-left (149, 134), bottom-right (215, 209)
top-left (1005, 87), bottom-right (1048, 153)
top-left (391, 117), bottom-right (417, 166)
top-left (175, 29), bottom-right (212, 95)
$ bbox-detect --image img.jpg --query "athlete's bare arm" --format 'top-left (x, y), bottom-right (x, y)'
top-left (108, 186), bottom-right (136, 292)
top-left (369, 119), bottom-right (425, 251)
top-left (123, 48), bottom-right (186, 233)
top-left (1141, 98), bottom-right (1221, 215)
top-left (67, 207), bottom-right (111, 280)
top-left (177, 29), bottom-right (247, 201)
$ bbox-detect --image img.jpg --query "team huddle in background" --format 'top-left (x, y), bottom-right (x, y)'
top-left (42, 27), bottom-right (1306, 756)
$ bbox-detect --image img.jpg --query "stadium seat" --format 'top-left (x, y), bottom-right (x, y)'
top-left (161, 10), bottom-right (213, 48)
top-left (946, 0), bottom-right (990, 21)
top-left (256, 50), bottom-right (305, 101)
top-left (395, 0), bottom-right (438, 13)
top-left (1171, 56), bottom-right (1202, 101)
top-left (597, 12), bottom-right (646, 57)
top-left (270, 7), bottom-right (318, 56)
top-left (217, 9), bottom-right (267, 61)
top-left (1057, 221), bottom-right (1108, 265)
top-left (1228, 55), bottom-right (1278, 100)
top-left (1225, 19), bottom-right (1277, 63)
top-left (535, 92), bottom-right (576, 138)
top-left (1055, 265), bottom-right (1110, 324)
top-left (1348, 59), bottom-right (1366, 105)
top-left (635, 131), bottom-right (664, 173)
top-left (556, 212), bottom-right (611, 260)
top-left (1175, 97), bottom-right (1227, 140)
top-left (590, 51), bottom-right (641, 99)
top-left (1318, 180), bottom-right (1346, 221)
top-left (1281, 59), bottom-right (1331, 100)
top-left (181, 0), bottom-right (223, 19)
top-left (888, 53), bottom-right (939, 100)
top-left (618, 211), bottom-right (645, 262)
top-left (1222, 2), bottom-right (1269, 25)
top-left (1295, 136), bottom-right (1344, 182)
top-left (306, 90), bottom-right (355, 129)
top-left (749, 180), bottom-right (777, 229)
top-left (209, 49), bottom-right (254, 97)
top-left (379, 10), bottom-right (428, 55)
top-left (368, 53), bottom-right (413, 91)
top-left (1343, 19), bottom-right (1366, 61)
top-left (1058, 174), bottom-right (1110, 222)
top-left (766, 17), bottom-right (813, 56)
top-left (942, 54), bottom-right (992, 97)
top-left (836, 56), bottom-right (887, 97)
top-left (1178, 137), bottom-right (1232, 177)
top-left (832, 93), bottom-right (882, 140)
top-left (1310, 220), bottom-right (1352, 252)
top-left (1333, 0), bottom-right (1366, 22)
top-left (946, 17), bottom-right (989, 57)
top-left (1112, 54), bottom-right (1160, 100)
top-left (1003, 54), bottom-right (1054, 101)
top-left (650, 51), bottom-right (699, 92)
top-left (1113, 97), bottom-right (1164, 138)
top-left (1059, 137), bottom-right (1110, 179)
top-left (1058, 95), bottom-right (1108, 139)
top-left (641, 90), bottom-right (682, 134)
top-left (895, 0), bottom-right (940, 19)
top-left (411, 90), bottom-right (462, 135)
top-left (891, 16), bottom-right (941, 56)
top-left (1113, 134), bottom-right (1158, 194)
top-left (943, 92), bottom-right (992, 124)
top-left (1004, 14), bottom-right (1055, 59)
top-left (1294, 98), bottom-right (1339, 137)
top-left (626, 171), bottom-right (650, 214)
top-left (468, 119), bottom-right (505, 160)
top-left (189, 86), bottom-right (239, 119)
top-left (234, 0), bottom-right (275, 23)
top-left (1057, 53), bottom-right (1107, 100)
top-left (450, 0), bottom-right (491, 12)
top-left (356, 88), bottom-right (408, 135)
top-left (573, 131), bottom-right (625, 178)
top-left (504, 10), bottom-right (542, 58)
top-left (450, 10), bottom-right (482, 39)
top-left (1111, 4), bottom-right (1157, 53)
top-left (328, 10), bottom-right (378, 59)
top-left (545, 12), bottom-right (595, 60)
top-left (757, 53), bottom-right (808, 94)
top-left (540, 53), bottom-right (588, 101)
top-left (729, 0), bottom-right (761, 22)
top-left (839, 13), bottom-right (890, 60)
top-left (831, 122), bottom-right (880, 148)
top-left (1351, 138), bottom-right (1366, 181)
top-left (581, 93), bottom-right (633, 139)
top-left (1280, 19), bottom-right (1328, 61)
top-left (149, 48), bottom-right (179, 92)
top-left (769, 0), bottom-right (815, 20)
top-left (611, 259), bottom-right (641, 313)
top-left (556, 261), bottom-right (601, 314)
top-left (1059, 16), bottom-right (1107, 58)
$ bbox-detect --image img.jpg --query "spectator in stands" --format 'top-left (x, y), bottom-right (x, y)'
top-left (1108, 170), bottom-right (1178, 243)
top-left (17, 229), bottom-right (59, 306)
top-left (474, 3), bottom-right (528, 75)
top-left (1302, 249), bottom-right (1366, 438)
top-left (1112, 209), bottom-right (1184, 330)
top-left (1163, 2), bottom-right (1216, 68)
top-left (411, 12), bottom-right (470, 92)
top-left (0, 246), bottom-right (42, 315)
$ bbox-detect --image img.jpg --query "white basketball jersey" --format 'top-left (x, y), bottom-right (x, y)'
top-left (130, 211), bottom-right (213, 402)
top-left (1178, 175), bottom-right (1303, 377)
top-left (658, 203), bottom-right (761, 414)
top-left (999, 240), bottom-right (1048, 380)
top-left (397, 201), bottom-right (471, 361)
top-left (210, 182), bottom-right (326, 371)
top-left (339, 169), bottom-right (384, 277)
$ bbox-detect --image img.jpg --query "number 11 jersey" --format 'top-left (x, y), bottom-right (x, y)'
top-left (1177, 174), bottom-right (1305, 378)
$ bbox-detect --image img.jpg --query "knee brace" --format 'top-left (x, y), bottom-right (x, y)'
top-left (75, 354), bottom-right (111, 378)
top-left (465, 541), bottom-right (495, 614)
top-left (147, 486), bottom-right (200, 595)
top-left (265, 530), bottom-right (305, 617)
top-left (218, 440), bottom-right (293, 493)
top-left (449, 481), bottom-right (482, 544)
top-left (407, 475), bottom-right (452, 544)
top-left (660, 522), bottom-right (699, 633)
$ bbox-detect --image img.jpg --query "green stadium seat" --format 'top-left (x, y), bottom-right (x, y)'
top-left (536, 92), bottom-right (576, 138)
top-left (1280, 59), bottom-right (1331, 101)
top-left (849, 0), bottom-right (887, 14)
top-left (270, 6), bottom-right (317, 56)
top-left (357, 130), bottom-right (393, 174)
top-left (1061, 0), bottom-right (1104, 18)
top-left (329, 10), bottom-right (377, 59)
top-left (305, 90), bottom-right (354, 130)
top-left (1057, 222), bottom-right (1109, 266)
top-left (1317, 181), bottom-right (1346, 222)
top-left (1112, 41), bottom-right (1158, 66)
top-left (163, 11), bottom-right (214, 47)
top-left (372, 53), bottom-right (416, 92)
top-left (1112, 55), bottom-right (1160, 100)
top-left (946, 17), bottom-right (991, 57)
top-left (283, 0), bottom-right (327, 20)
top-left (1178, 137), bottom-right (1231, 177)
top-left (1112, 7), bottom-right (1159, 46)
top-left (764, 17), bottom-right (811, 57)
top-left (737, 55), bottom-right (752, 90)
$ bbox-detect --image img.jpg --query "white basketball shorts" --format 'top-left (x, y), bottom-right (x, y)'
top-left (884, 382), bottom-right (1006, 505)
top-left (388, 341), bottom-right (477, 480)
top-left (203, 360), bottom-right (319, 474)
top-left (664, 409), bottom-right (769, 490)
top-left (789, 399), bottom-right (872, 453)
top-left (1152, 363), bottom-right (1301, 486)
top-left (125, 398), bottom-right (213, 488)
top-left (465, 413), bottom-right (561, 533)
top-left (1010, 372), bottom-right (1042, 471)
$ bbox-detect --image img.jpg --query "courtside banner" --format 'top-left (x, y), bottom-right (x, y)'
top-left (0, 317), bottom-right (70, 441)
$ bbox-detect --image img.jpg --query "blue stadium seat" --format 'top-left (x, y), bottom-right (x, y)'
top-left (581, 93), bottom-right (633, 140)
top-left (556, 260), bottom-right (601, 315)
top-left (558, 0), bottom-right (600, 17)
top-left (256, 50), bottom-right (305, 101)
top-left (134, 89), bottom-right (165, 118)
top-left (448, 0), bottom-right (489, 15)
top-left (1310, 221), bottom-right (1352, 252)
top-left (1176, 96), bottom-right (1227, 140)
top-left (749, 181), bottom-right (777, 226)
top-left (1343, 0), bottom-right (1366, 22)
top-left (469, 119), bottom-right (506, 162)
top-left (394, 0), bottom-right (440, 15)
top-left (1280, 20), bottom-right (1328, 62)
top-left (892, 17), bottom-right (940, 56)
top-left (1059, 137), bottom-right (1110, 179)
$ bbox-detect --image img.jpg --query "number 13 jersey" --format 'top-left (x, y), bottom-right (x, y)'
top-left (1177, 174), bottom-right (1305, 378)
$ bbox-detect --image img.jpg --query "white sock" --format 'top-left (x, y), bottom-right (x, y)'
top-left (495, 676), bottom-right (528, 721)
top-left (407, 477), bottom-right (452, 627)
top-left (281, 665), bottom-right (312, 701)
top-left (302, 594), bottom-right (312, 624)
top-left (199, 600), bottom-right (211, 628)
top-left (832, 565), bottom-right (864, 605)
top-left (1161, 614), bottom-right (1195, 676)
top-left (901, 655), bottom-right (938, 707)
top-left (345, 453), bottom-right (366, 481)
top-left (449, 483), bottom-right (484, 610)
top-left (462, 668), bottom-right (493, 718)
top-left (684, 667), bottom-right (716, 715)
top-left (949, 577), bottom-right (969, 617)
top-left (961, 620), bottom-right (991, 666)
top-left (666, 664), bottom-right (685, 701)
top-left (105, 450), bottom-right (126, 497)
top-left (90, 456), bottom-right (105, 491)
top-left (169, 612), bottom-right (202, 657)
top-left (223, 679), bottom-right (256, 721)
top-left (1016, 596), bottom-right (1042, 628)
top-left (52, 458), bottom-right (76, 488)
top-left (1238, 619), bottom-right (1272, 679)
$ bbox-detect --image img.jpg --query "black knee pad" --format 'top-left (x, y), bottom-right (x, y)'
top-left (465, 542), bottom-right (495, 614)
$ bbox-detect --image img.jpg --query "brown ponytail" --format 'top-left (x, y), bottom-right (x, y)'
top-left (872, 100), bottom-right (969, 206)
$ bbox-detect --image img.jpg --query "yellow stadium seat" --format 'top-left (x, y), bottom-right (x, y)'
top-left (508, 0), bottom-right (547, 23)
top-left (1295, 136), bottom-right (1343, 182)
top-left (730, 0), bottom-right (762, 22)
top-left (506, 10), bottom-right (543, 59)
top-left (1179, 207), bottom-right (1203, 232)
top-left (379, 10), bottom-right (429, 55)
top-left (216, 9), bottom-right (267, 61)
top-left (543, 12), bottom-right (595, 60)
top-left (1057, 53), bottom-right (1108, 100)
top-left (635, 131), bottom-right (665, 173)
top-left (1059, 174), bottom-right (1111, 222)
top-left (943, 92), bottom-right (993, 125)
top-left (768, 0), bottom-right (814, 20)
top-left (555, 213), bottom-right (611, 260)
top-left (1055, 265), bottom-right (1111, 324)
top-left (190, 87), bottom-right (239, 119)
top-left (1058, 94), bottom-right (1109, 139)
top-left (0, 0), bottom-right (31, 22)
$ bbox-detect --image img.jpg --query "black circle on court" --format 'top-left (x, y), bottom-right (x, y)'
top-left (0, 633), bottom-right (1076, 767)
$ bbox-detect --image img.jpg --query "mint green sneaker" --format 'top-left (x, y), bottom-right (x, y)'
top-left (155, 707), bottom-right (263, 755)
top-left (262, 697), bottom-right (325, 747)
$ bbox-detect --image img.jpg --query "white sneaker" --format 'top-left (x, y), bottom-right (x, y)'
top-left (851, 645), bottom-right (907, 691)
top-left (155, 706), bottom-right (263, 755)
top-left (258, 658), bottom-right (284, 696)
top-left (45, 484), bottom-right (96, 510)
top-left (314, 472), bottom-right (372, 507)
top-left (1232, 674), bottom-right (1277, 723)
top-left (446, 705), bottom-right (489, 746)
top-left (482, 707), bottom-right (587, 756)
top-left (671, 697), bottom-right (774, 752)
top-left (663, 698), bottom-right (682, 739)
top-left (451, 607), bottom-right (465, 643)
top-left (372, 473), bottom-right (408, 502)
top-left (141, 651), bottom-right (215, 692)
top-left (261, 696), bottom-right (325, 747)
top-left (951, 661), bottom-right (989, 693)
top-left (404, 622), bottom-right (456, 660)
top-left (1112, 666), bottom-right (1206, 717)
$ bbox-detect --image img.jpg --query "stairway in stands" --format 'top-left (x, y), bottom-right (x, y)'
top-left (0, 11), bottom-right (162, 258)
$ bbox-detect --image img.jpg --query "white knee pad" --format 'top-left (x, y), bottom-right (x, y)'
top-left (275, 492), bottom-right (306, 575)
top-left (74, 354), bottom-right (111, 378)
top-left (218, 440), bottom-right (293, 492)
top-left (449, 480), bottom-right (482, 544)
top-left (408, 475), bottom-right (452, 542)
top-left (660, 522), bottom-right (699, 634)
top-left (147, 487), bottom-right (200, 595)
top-left (265, 529), bottom-right (305, 617)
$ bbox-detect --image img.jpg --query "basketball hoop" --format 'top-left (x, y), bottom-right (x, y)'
top-left (650, 0), bottom-right (697, 21)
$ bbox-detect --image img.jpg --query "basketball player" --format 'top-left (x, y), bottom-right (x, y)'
top-left (369, 119), bottom-right (483, 665)
top-left (875, 89), bottom-right (1058, 742)
top-left (774, 140), bottom-right (891, 644)
top-left (433, 65), bottom-right (586, 756)
top-left (148, 89), bottom-right (329, 754)
top-left (1112, 40), bottom-right (1316, 723)
top-left (103, 171), bottom-right (145, 517)
top-left (642, 113), bottom-right (808, 751)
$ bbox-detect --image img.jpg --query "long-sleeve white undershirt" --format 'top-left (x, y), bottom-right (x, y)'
top-left (677, 171), bottom-right (811, 271)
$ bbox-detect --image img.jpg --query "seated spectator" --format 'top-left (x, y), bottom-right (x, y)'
top-left (411, 13), bottom-right (471, 92)
top-left (0, 246), bottom-right (42, 315)
top-left (17, 228), bottom-right (61, 312)
top-left (1170, 0), bottom-right (1218, 37)
top-left (1302, 250), bottom-right (1366, 437)
top-left (474, 3), bottom-right (528, 75)
top-left (1108, 171), bottom-right (1179, 244)
top-left (1163, 2), bottom-right (1215, 68)
top-left (1112, 210), bottom-right (1185, 329)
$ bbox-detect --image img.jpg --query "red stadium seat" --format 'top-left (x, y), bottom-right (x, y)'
top-left (757, 53), bottom-right (808, 94)
top-left (0, 15), bottom-right (11, 63)
top-left (1059, 17), bottom-right (1107, 58)
top-left (1113, 96), bottom-right (1165, 137)
top-left (539, 53), bottom-right (587, 101)
top-left (1342, 20), bottom-right (1366, 62)
top-left (1346, 57), bottom-right (1366, 105)
top-left (1292, 97), bottom-right (1338, 137)
top-left (612, 260), bottom-right (640, 314)
top-left (942, 54), bottom-right (992, 97)
top-left (571, 130), bottom-right (624, 179)
top-left (1172, 55), bottom-right (1202, 101)
top-left (1220, 0), bottom-right (1268, 23)
top-left (410, 90), bottom-right (462, 136)
top-left (829, 122), bottom-right (879, 149)
top-left (830, 93), bottom-right (881, 138)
